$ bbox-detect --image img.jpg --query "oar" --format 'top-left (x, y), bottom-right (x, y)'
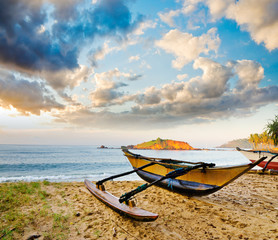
top-left (262, 153), bottom-right (278, 172)
top-left (119, 163), bottom-right (215, 204)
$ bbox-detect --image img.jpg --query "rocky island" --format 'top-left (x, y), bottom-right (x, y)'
top-left (130, 137), bottom-right (196, 150)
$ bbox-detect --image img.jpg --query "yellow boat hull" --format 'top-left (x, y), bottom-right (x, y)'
top-left (123, 149), bottom-right (266, 196)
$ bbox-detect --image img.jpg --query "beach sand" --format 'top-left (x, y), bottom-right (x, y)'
top-left (2, 173), bottom-right (278, 240)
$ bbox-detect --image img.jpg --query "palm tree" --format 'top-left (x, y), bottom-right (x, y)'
top-left (253, 133), bottom-right (260, 149)
top-left (248, 134), bottom-right (256, 149)
top-left (266, 115), bottom-right (278, 146)
top-left (260, 131), bottom-right (269, 149)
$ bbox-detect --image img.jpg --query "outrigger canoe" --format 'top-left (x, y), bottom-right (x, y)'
top-left (236, 147), bottom-right (278, 171)
top-left (85, 147), bottom-right (268, 221)
top-left (122, 148), bottom-right (268, 197)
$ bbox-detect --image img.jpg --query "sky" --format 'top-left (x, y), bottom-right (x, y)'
top-left (0, 0), bottom-right (278, 148)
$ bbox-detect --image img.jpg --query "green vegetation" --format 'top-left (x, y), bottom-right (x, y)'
top-left (136, 138), bottom-right (164, 148)
top-left (266, 115), bottom-right (278, 146)
top-left (0, 182), bottom-right (42, 239)
top-left (0, 181), bottom-right (73, 240)
top-left (134, 137), bottom-right (194, 150)
top-left (249, 115), bottom-right (278, 149)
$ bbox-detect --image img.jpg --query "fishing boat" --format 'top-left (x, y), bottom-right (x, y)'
top-left (236, 147), bottom-right (278, 171)
top-left (85, 147), bottom-right (268, 221)
top-left (122, 148), bottom-right (269, 197)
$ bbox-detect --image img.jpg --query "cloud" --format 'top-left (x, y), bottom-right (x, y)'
top-left (129, 55), bottom-right (140, 62)
top-left (0, 0), bottom-right (143, 89)
top-left (232, 60), bottom-right (264, 90)
top-left (56, 58), bottom-right (278, 129)
top-left (90, 81), bottom-right (127, 108)
top-left (133, 20), bottom-right (157, 36)
top-left (225, 0), bottom-right (278, 51)
top-left (90, 19), bottom-right (155, 66)
top-left (181, 0), bottom-right (203, 15)
top-left (0, 0), bottom-right (78, 72)
top-left (205, 0), bottom-right (233, 20)
top-left (182, 0), bottom-right (278, 51)
top-left (128, 74), bottom-right (143, 81)
top-left (135, 86), bottom-right (161, 105)
top-left (133, 57), bottom-right (232, 105)
top-left (0, 70), bottom-right (64, 115)
top-left (89, 41), bottom-right (121, 67)
top-left (158, 0), bottom-right (204, 27)
top-left (128, 58), bottom-right (277, 122)
top-left (40, 65), bottom-right (93, 91)
top-left (191, 57), bottom-right (232, 98)
top-left (177, 74), bottom-right (188, 81)
top-left (156, 28), bottom-right (220, 69)
top-left (159, 10), bottom-right (181, 27)
top-left (90, 68), bottom-right (140, 107)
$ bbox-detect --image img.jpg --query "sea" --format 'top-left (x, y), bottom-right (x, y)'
top-left (0, 145), bottom-right (254, 183)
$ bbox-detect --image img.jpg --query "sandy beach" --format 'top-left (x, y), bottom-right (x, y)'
top-left (1, 173), bottom-right (277, 240)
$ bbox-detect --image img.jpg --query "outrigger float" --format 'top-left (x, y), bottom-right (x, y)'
top-left (85, 147), bottom-right (271, 221)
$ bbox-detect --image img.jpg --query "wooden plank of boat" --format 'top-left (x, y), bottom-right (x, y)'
top-left (84, 179), bottom-right (158, 221)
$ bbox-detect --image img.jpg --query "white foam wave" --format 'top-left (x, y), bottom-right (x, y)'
top-left (0, 173), bottom-right (141, 183)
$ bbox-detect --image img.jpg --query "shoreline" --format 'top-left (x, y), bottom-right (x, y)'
top-left (1, 174), bottom-right (277, 239)
top-left (1, 169), bottom-right (277, 184)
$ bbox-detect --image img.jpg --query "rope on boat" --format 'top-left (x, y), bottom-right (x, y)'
top-left (167, 178), bottom-right (174, 190)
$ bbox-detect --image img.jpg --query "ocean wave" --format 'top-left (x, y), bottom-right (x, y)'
top-left (0, 172), bottom-right (141, 183)
top-left (0, 175), bottom-right (74, 182)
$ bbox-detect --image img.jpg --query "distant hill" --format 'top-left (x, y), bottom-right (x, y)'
top-left (132, 138), bottom-right (195, 150)
top-left (217, 138), bottom-right (251, 149)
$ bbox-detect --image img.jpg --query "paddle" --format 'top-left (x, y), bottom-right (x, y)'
top-left (119, 163), bottom-right (215, 204)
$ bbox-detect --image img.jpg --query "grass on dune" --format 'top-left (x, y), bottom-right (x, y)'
top-left (0, 181), bottom-right (72, 240)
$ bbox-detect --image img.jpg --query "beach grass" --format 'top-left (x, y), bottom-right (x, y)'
top-left (0, 181), bottom-right (73, 240)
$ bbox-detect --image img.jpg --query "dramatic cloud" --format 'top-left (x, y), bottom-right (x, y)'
top-left (128, 58), bottom-right (277, 121)
top-left (232, 60), bottom-right (264, 90)
top-left (40, 65), bottom-right (93, 91)
top-left (0, 0), bottom-right (143, 88)
top-left (190, 57), bottom-right (232, 98)
top-left (180, 0), bottom-right (278, 51)
top-left (90, 68), bottom-right (140, 107)
top-left (0, 0), bottom-right (77, 72)
top-left (55, 58), bottom-right (278, 129)
top-left (225, 0), bottom-right (278, 51)
top-left (0, 70), bottom-right (63, 115)
top-left (131, 57), bottom-right (232, 107)
top-left (156, 28), bottom-right (220, 69)
top-left (135, 86), bottom-right (161, 105)
top-left (89, 41), bottom-right (121, 67)
top-left (1, 0), bottom-right (277, 135)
